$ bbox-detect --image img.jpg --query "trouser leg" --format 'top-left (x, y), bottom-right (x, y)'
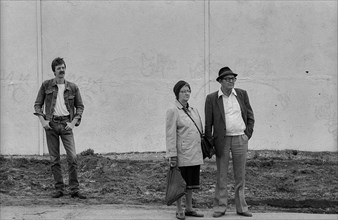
top-left (45, 125), bottom-right (64, 192)
top-left (60, 124), bottom-right (79, 193)
top-left (231, 135), bottom-right (249, 213)
top-left (213, 140), bottom-right (230, 213)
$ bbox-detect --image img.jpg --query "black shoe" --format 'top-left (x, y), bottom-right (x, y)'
top-left (71, 192), bottom-right (87, 199)
top-left (237, 211), bottom-right (253, 217)
top-left (51, 191), bottom-right (64, 198)
top-left (185, 210), bottom-right (204, 217)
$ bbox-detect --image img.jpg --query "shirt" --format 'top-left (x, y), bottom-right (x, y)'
top-left (34, 78), bottom-right (84, 126)
top-left (218, 88), bottom-right (246, 136)
top-left (54, 84), bottom-right (70, 116)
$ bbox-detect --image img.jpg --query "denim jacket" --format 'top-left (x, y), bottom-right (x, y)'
top-left (34, 78), bottom-right (84, 126)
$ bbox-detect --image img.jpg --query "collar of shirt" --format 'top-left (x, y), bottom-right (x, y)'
top-left (218, 88), bottom-right (237, 98)
top-left (51, 78), bottom-right (71, 91)
top-left (175, 100), bottom-right (192, 111)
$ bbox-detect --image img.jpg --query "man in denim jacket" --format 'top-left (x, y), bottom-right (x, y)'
top-left (34, 57), bottom-right (86, 199)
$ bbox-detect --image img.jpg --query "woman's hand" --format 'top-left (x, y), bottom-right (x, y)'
top-left (170, 157), bottom-right (177, 167)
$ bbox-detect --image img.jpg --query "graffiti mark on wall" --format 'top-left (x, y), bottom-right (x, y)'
top-left (315, 95), bottom-right (337, 137)
top-left (188, 60), bottom-right (204, 79)
top-left (189, 60), bottom-right (224, 80)
top-left (140, 52), bottom-right (176, 78)
top-left (2, 71), bottom-right (32, 103)
top-left (108, 49), bottom-right (177, 79)
top-left (67, 74), bottom-right (110, 104)
top-left (233, 57), bottom-right (275, 77)
top-left (277, 93), bottom-right (290, 110)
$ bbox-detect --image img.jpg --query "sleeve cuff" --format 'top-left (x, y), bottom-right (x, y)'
top-left (166, 152), bottom-right (177, 158)
top-left (33, 112), bottom-right (45, 118)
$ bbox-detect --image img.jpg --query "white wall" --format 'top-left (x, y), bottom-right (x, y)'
top-left (208, 1), bottom-right (337, 151)
top-left (1, 0), bottom-right (337, 155)
top-left (0, 1), bottom-right (42, 155)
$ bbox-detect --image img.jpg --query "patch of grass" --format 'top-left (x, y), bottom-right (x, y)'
top-left (80, 148), bottom-right (95, 156)
top-left (253, 151), bottom-right (260, 160)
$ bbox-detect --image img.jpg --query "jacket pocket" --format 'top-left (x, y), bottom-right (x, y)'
top-left (46, 89), bottom-right (53, 95)
top-left (68, 95), bottom-right (75, 106)
top-left (45, 89), bottom-right (54, 102)
top-left (180, 140), bottom-right (191, 151)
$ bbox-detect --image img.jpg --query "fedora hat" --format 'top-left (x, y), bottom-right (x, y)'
top-left (216, 66), bottom-right (237, 81)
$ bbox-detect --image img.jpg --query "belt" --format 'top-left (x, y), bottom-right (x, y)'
top-left (52, 115), bottom-right (70, 122)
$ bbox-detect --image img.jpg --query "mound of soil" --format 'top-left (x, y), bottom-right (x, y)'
top-left (0, 150), bottom-right (337, 214)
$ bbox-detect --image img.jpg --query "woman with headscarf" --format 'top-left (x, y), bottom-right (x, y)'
top-left (166, 80), bottom-right (204, 220)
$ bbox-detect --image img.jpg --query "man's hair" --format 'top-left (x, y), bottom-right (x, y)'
top-left (51, 57), bottom-right (66, 72)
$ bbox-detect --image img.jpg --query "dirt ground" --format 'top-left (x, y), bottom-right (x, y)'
top-left (0, 150), bottom-right (337, 214)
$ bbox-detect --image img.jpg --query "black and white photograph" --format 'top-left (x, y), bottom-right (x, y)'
top-left (0, 0), bottom-right (337, 219)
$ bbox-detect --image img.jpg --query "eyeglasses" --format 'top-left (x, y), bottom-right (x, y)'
top-left (180, 90), bottom-right (191, 94)
top-left (222, 77), bottom-right (237, 82)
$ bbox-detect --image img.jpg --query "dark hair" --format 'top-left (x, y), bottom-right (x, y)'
top-left (51, 57), bottom-right (66, 72)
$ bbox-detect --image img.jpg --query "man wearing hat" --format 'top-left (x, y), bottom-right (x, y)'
top-left (204, 67), bottom-right (254, 217)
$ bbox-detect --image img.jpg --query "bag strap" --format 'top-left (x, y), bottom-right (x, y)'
top-left (178, 101), bottom-right (203, 137)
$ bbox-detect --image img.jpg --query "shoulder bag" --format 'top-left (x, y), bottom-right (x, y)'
top-left (180, 104), bottom-right (215, 159)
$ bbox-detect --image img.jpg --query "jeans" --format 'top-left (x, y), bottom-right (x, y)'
top-left (213, 134), bottom-right (249, 213)
top-left (45, 119), bottom-right (79, 193)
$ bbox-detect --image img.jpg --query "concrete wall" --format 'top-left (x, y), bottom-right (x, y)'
top-left (1, 1), bottom-right (42, 155)
top-left (208, 1), bottom-right (337, 151)
top-left (1, 0), bottom-right (337, 155)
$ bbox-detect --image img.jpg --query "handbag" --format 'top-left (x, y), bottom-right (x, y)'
top-left (200, 134), bottom-right (215, 159)
top-left (165, 167), bottom-right (186, 206)
top-left (180, 103), bottom-right (215, 159)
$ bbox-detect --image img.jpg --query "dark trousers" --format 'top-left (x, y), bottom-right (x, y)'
top-left (45, 119), bottom-right (79, 193)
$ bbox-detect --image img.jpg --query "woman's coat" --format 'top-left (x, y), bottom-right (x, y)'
top-left (166, 100), bottom-right (204, 167)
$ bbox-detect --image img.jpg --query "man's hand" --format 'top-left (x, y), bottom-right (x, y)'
top-left (170, 157), bottom-right (177, 167)
top-left (38, 116), bottom-right (51, 130)
top-left (65, 121), bottom-right (75, 130)
top-left (41, 120), bottom-right (52, 130)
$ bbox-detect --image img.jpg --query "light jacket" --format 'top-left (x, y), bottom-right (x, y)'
top-left (166, 100), bottom-right (204, 167)
top-left (34, 78), bottom-right (84, 126)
